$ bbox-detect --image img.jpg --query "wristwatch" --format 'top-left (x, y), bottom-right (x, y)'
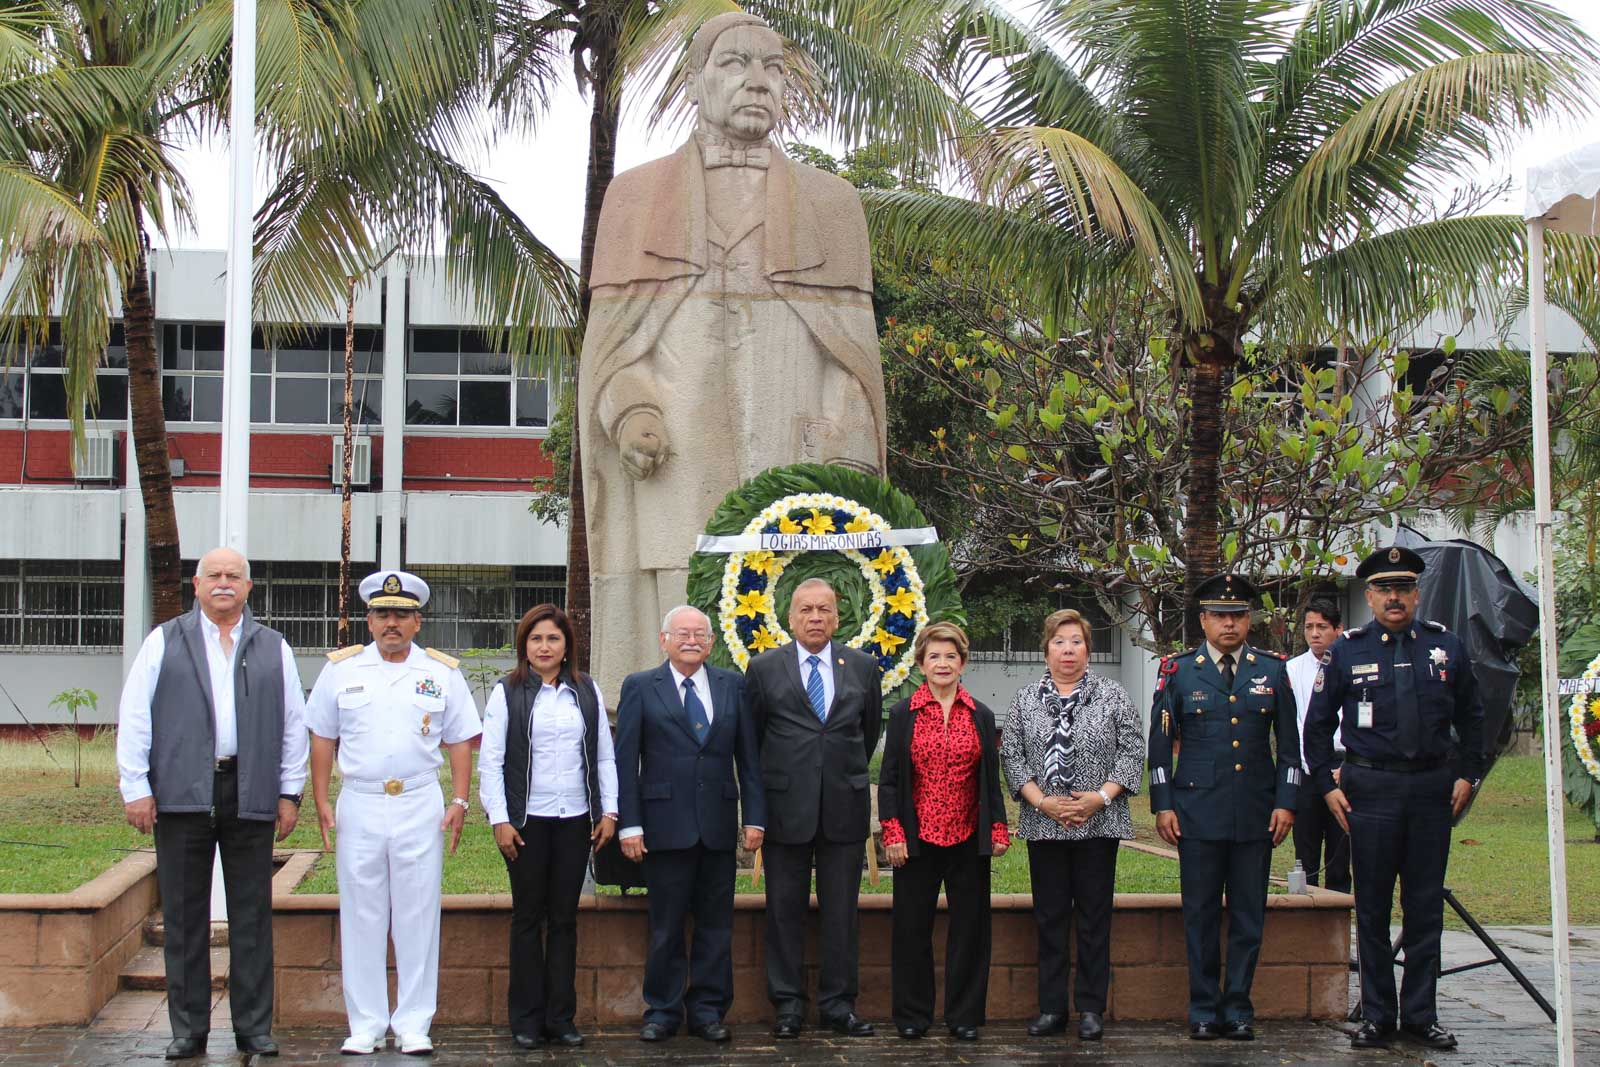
top-left (279, 793), bottom-right (302, 808)
top-left (451, 796), bottom-right (470, 813)
top-left (1096, 788), bottom-right (1113, 810)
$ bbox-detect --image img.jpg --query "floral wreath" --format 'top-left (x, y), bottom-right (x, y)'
top-left (687, 463), bottom-right (963, 701)
top-left (1568, 651), bottom-right (1600, 785)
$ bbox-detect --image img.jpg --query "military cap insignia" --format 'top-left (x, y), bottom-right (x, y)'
top-left (1388, 548), bottom-right (1401, 562)
top-left (383, 573), bottom-right (402, 594)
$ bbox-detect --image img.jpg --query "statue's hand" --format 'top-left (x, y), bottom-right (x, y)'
top-left (619, 410), bottom-right (667, 480)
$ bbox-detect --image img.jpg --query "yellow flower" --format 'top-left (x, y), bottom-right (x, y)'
top-left (845, 513), bottom-right (874, 533)
top-left (802, 509), bottom-right (836, 535)
top-left (869, 549), bottom-right (899, 575)
top-left (873, 627), bottom-right (906, 655)
top-left (1590, 695), bottom-right (1600, 721)
top-left (778, 514), bottom-right (803, 534)
top-left (733, 590), bottom-right (773, 619)
top-left (748, 625), bottom-right (781, 652)
top-left (884, 589), bottom-right (918, 617)
top-left (744, 550), bottom-right (778, 576)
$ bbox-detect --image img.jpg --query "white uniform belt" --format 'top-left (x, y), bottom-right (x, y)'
top-left (342, 771), bottom-right (438, 796)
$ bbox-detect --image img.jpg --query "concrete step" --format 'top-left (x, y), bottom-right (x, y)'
top-left (142, 914), bottom-right (229, 947)
top-left (119, 945), bottom-right (229, 992)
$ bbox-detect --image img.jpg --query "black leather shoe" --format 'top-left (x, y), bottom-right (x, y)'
top-left (773, 1014), bottom-right (803, 1039)
top-left (510, 1033), bottom-right (541, 1050)
top-left (1189, 1021), bottom-right (1221, 1040)
top-left (827, 1013), bottom-right (875, 1037)
top-left (639, 1022), bottom-right (673, 1042)
top-left (165, 1036), bottom-right (206, 1060)
top-left (896, 1025), bottom-right (926, 1039)
top-left (948, 1024), bottom-right (979, 1041)
top-left (1223, 1021), bottom-right (1255, 1041)
top-left (1028, 1012), bottom-right (1068, 1037)
top-left (1350, 1021), bottom-right (1394, 1048)
top-left (1401, 1022), bottom-right (1458, 1049)
top-left (1078, 1012), bottom-right (1104, 1041)
top-left (236, 1033), bottom-right (279, 1056)
top-left (689, 1022), bottom-right (730, 1043)
top-left (541, 1027), bottom-right (584, 1048)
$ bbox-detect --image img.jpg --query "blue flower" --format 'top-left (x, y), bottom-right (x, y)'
top-left (885, 613), bottom-right (915, 637)
top-left (737, 568), bottom-right (766, 592)
top-left (881, 568), bottom-right (910, 592)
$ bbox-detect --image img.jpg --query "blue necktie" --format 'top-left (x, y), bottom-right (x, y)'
top-left (683, 678), bottom-right (710, 746)
top-left (806, 654), bottom-right (827, 722)
top-left (1392, 632), bottom-right (1420, 758)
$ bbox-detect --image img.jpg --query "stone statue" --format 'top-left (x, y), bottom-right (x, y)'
top-left (578, 11), bottom-right (888, 700)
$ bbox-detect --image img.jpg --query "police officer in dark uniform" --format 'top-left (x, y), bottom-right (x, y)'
top-left (1304, 545), bottom-right (1484, 1052)
top-left (1148, 574), bottom-right (1299, 1041)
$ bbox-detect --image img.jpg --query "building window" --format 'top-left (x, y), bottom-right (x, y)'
top-left (163, 324), bottom-right (383, 425)
top-left (0, 321), bottom-right (128, 423)
top-left (0, 560), bottom-right (124, 651)
top-left (968, 592), bottom-right (1122, 665)
top-left (179, 560), bottom-right (373, 651)
top-left (406, 327), bottom-right (549, 428)
top-left (408, 564), bottom-right (566, 651)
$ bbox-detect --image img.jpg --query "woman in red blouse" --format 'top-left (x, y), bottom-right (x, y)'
top-left (877, 622), bottom-right (1009, 1041)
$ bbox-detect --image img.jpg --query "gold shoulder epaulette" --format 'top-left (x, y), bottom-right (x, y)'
top-left (326, 644), bottom-right (363, 663)
top-left (425, 647), bottom-right (460, 669)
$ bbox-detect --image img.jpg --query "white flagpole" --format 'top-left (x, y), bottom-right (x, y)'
top-left (1527, 216), bottom-right (1575, 1067)
top-left (213, 0), bottom-right (257, 925)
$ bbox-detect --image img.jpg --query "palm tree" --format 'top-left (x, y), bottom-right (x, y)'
top-left (864, 0), bottom-right (1598, 640)
top-left (1, 0), bottom-right (578, 623)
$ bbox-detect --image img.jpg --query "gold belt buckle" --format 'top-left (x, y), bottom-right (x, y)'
top-left (383, 779), bottom-right (404, 796)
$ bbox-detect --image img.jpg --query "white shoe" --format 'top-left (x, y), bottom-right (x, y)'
top-left (340, 1033), bottom-right (381, 1055)
top-left (397, 1033), bottom-right (433, 1056)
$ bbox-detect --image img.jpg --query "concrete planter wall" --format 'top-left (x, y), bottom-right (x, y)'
top-left (0, 852), bottom-right (158, 1027)
top-left (273, 889), bottom-right (1352, 1027)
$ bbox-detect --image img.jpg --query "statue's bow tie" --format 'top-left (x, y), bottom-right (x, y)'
top-left (703, 144), bottom-right (771, 169)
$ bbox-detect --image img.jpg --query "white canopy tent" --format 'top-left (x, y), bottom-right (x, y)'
top-left (1523, 142), bottom-right (1598, 1067)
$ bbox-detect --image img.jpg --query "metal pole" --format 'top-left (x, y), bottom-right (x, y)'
top-left (1527, 217), bottom-right (1575, 1067)
top-left (217, 0), bottom-right (256, 555)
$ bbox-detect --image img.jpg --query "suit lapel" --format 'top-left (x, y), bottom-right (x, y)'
top-left (824, 644), bottom-right (849, 725)
top-left (780, 645), bottom-right (820, 726)
top-left (653, 664), bottom-right (701, 747)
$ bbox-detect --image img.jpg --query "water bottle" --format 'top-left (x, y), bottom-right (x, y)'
top-left (1287, 860), bottom-right (1308, 894)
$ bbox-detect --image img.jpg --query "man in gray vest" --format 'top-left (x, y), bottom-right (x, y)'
top-left (117, 547), bottom-right (309, 1060)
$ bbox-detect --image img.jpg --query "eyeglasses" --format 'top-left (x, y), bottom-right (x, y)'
top-left (666, 629), bottom-right (712, 641)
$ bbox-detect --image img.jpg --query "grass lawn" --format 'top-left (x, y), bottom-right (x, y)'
top-left (4, 732), bottom-right (1596, 926)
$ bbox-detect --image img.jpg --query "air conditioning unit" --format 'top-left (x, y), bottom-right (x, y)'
top-left (73, 432), bottom-right (116, 482)
top-left (331, 435), bottom-right (372, 487)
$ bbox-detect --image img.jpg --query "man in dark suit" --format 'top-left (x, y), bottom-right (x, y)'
top-left (1148, 573), bottom-right (1298, 1042)
top-left (616, 606), bottom-right (766, 1043)
top-left (742, 578), bottom-right (883, 1038)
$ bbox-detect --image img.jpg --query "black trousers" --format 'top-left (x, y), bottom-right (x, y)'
top-left (641, 842), bottom-right (737, 1030)
top-left (763, 835), bottom-right (864, 1021)
top-left (503, 815), bottom-right (591, 1034)
top-left (152, 768), bottom-right (276, 1039)
top-left (1027, 837), bottom-right (1117, 1015)
top-left (1294, 760), bottom-right (1350, 892)
top-left (1177, 837), bottom-right (1271, 1025)
top-left (1346, 763), bottom-right (1454, 1029)
top-left (890, 835), bottom-right (991, 1029)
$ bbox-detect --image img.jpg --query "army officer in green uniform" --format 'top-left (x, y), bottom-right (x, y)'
top-left (1148, 574), bottom-right (1299, 1041)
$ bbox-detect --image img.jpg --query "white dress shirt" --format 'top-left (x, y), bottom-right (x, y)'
top-left (477, 676), bottom-right (619, 825)
top-left (619, 664), bottom-right (714, 841)
top-left (117, 620), bottom-right (309, 802)
top-left (1288, 648), bottom-right (1343, 770)
top-left (796, 640), bottom-right (835, 716)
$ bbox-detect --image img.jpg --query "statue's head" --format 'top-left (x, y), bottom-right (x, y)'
top-left (686, 12), bottom-right (785, 143)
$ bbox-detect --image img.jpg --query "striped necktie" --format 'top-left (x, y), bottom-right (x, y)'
top-left (806, 654), bottom-right (827, 722)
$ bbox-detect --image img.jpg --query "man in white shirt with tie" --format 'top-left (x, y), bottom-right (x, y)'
top-left (615, 606), bottom-right (765, 1043)
top-left (1288, 598), bottom-right (1350, 891)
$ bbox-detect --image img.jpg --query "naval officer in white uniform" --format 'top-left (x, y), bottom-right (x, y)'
top-left (307, 571), bottom-right (481, 1056)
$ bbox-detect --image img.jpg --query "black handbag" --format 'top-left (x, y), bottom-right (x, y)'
top-left (590, 832), bottom-right (648, 891)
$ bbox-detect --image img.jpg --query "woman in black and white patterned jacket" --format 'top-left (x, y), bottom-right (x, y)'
top-left (999, 608), bottom-right (1144, 1043)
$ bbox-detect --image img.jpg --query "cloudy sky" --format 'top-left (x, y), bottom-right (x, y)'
top-left (169, 0), bottom-right (1600, 259)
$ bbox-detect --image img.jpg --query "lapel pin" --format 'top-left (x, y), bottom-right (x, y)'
top-left (837, 658), bottom-right (844, 666)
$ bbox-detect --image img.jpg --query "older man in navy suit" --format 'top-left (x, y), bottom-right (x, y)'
top-left (616, 605), bottom-right (766, 1043)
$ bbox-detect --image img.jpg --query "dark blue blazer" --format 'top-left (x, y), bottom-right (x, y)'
top-left (615, 661), bottom-right (766, 852)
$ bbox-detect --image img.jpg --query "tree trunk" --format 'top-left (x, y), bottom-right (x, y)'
top-left (1183, 357), bottom-right (1225, 645)
top-left (337, 275), bottom-right (357, 648)
top-left (563, 20), bottom-right (622, 672)
top-left (122, 207), bottom-right (183, 624)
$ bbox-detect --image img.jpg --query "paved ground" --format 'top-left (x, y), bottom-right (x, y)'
top-left (5, 926), bottom-right (1597, 1066)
